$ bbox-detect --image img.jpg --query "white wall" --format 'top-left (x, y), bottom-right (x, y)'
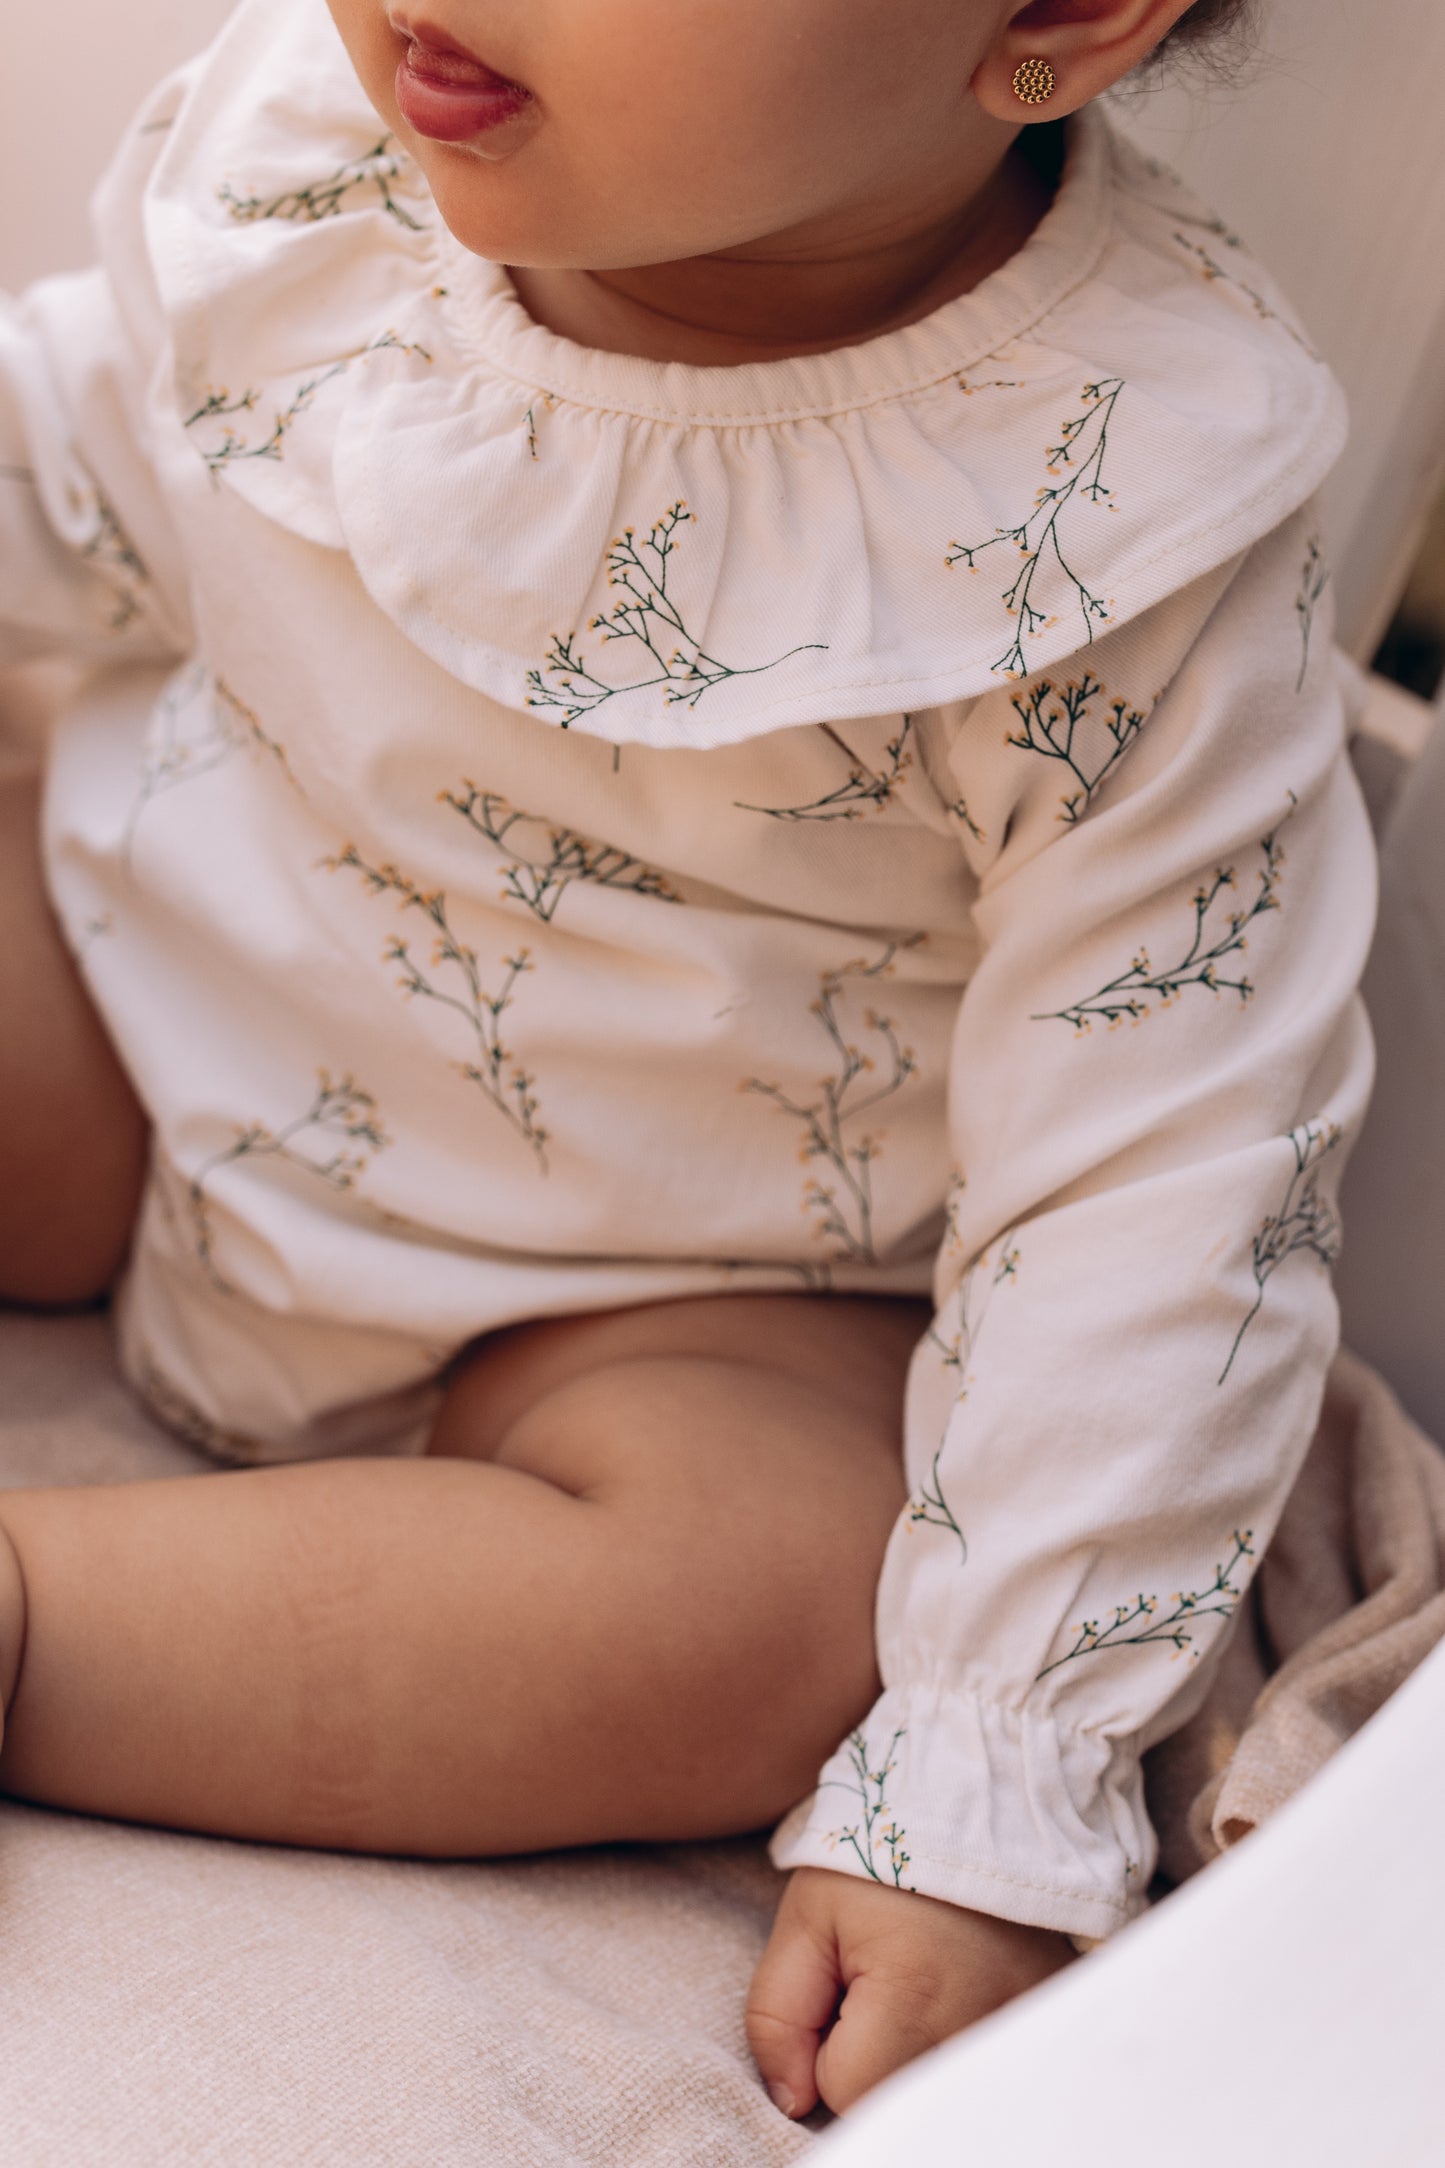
top-left (1114, 0), bottom-right (1445, 660)
top-left (0, 0), bottom-right (236, 286)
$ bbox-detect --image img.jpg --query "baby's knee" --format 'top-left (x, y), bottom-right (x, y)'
top-left (0, 1123), bottom-right (148, 1311)
top-left (482, 1360), bottom-right (901, 1838)
top-left (427, 1319), bottom-right (914, 1834)
top-left (630, 1606), bottom-right (885, 1841)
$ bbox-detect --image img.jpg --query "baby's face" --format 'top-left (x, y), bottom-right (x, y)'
top-left (326, 1), bottom-right (1014, 271)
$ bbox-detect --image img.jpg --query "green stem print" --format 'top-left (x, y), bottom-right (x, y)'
top-left (1296, 539), bottom-right (1329, 694)
top-left (213, 676), bottom-right (295, 777)
top-left (743, 941), bottom-right (922, 1268)
top-left (1004, 672), bottom-right (1151, 827)
top-left (525, 501), bottom-right (828, 727)
top-left (945, 377), bottom-right (1124, 679)
top-left (1034, 801), bottom-right (1294, 1033)
top-left (1219, 1121), bottom-right (1343, 1384)
top-left (818, 1727), bottom-right (914, 1889)
top-left (184, 388), bottom-right (262, 436)
top-left (1036, 1530), bottom-right (1256, 1680)
top-left (440, 783), bottom-right (679, 922)
top-left (189, 1071), bottom-right (390, 1291)
top-left (938, 1168), bottom-right (969, 1262)
top-left (710, 1257), bottom-right (837, 1296)
top-left (947, 794), bottom-right (986, 845)
top-left (1126, 155), bottom-right (1246, 252)
top-left (80, 492), bottom-right (149, 632)
top-left (736, 719), bottom-right (916, 823)
top-left (911, 1233), bottom-right (1020, 1560)
top-left (218, 135), bottom-right (424, 231)
top-left (954, 374), bottom-right (1025, 396)
top-left (185, 334), bottom-right (432, 476)
top-left (123, 672), bottom-right (292, 869)
top-left (323, 845), bottom-right (549, 1168)
top-left (1170, 234), bottom-right (1318, 360)
top-left (523, 393), bottom-right (558, 461)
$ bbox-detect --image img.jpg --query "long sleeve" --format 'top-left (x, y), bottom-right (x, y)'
top-left (0, 67), bottom-right (194, 672)
top-left (769, 507), bottom-right (1377, 1942)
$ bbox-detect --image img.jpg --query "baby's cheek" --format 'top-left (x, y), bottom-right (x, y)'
top-left (407, 0), bottom-right (920, 273)
top-left (323, 0), bottom-right (986, 281)
top-left (322, 0), bottom-right (404, 130)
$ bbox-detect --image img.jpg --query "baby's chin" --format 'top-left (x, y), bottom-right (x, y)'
top-left (419, 172), bottom-right (689, 276)
top-left (391, 116), bottom-right (728, 273)
top-left (401, 138), bottom-right (587, 269)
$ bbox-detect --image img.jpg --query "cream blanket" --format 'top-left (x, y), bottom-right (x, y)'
top-left (0, 1313), bottom-right (1440, 2164)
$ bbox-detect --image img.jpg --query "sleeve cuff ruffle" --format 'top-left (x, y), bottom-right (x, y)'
top-left (767, 1686), bottom-right (1154, 1944)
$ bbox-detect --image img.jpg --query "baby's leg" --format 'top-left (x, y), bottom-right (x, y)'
top-left (0, 768), bottom-right (149, 1306)
top-left (0, 1293), bottom-right (921, 1852)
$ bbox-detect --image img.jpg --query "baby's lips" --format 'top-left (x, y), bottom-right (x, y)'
top-left (389, 12), bottom-right (531, 94)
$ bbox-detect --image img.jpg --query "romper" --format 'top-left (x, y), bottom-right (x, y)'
top-left (0, 0), bottom-right (1375, 1942)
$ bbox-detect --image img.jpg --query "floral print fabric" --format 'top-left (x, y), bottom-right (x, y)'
top-left (0, 0), bottom-right (1374, 1938)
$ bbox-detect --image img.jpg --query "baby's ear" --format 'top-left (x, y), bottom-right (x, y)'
top-left (971, 0), bottom-right (1201, 123)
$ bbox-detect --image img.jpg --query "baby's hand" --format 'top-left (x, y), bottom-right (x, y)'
top-left (746, 1866), bottom-right (1074, 2119)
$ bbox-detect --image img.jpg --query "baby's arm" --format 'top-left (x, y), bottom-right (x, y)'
top-left (761, 512), bottom-right (1377, 2107)
top-left (0, 67), bottom-right (194, 676)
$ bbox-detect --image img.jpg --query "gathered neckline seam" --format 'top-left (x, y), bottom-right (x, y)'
top-left (427, 119), bottom-right (1120, 430)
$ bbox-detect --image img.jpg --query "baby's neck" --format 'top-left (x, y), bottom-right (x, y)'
top-left (505, 127), bottom-right (1061, 368)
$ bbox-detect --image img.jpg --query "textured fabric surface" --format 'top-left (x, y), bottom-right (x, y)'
top-left (0, 1312), bottom-right (1441, 2163)
top-left (1146, 1344), bottom-right (1445, 1879)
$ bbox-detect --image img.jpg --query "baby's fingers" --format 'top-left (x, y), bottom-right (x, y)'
top-left (813, 1964), bottom-right (958, 2114)
top-left (745, 1886), bottom-right (841, 2120)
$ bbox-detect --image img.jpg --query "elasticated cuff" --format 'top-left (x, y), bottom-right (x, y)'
top-left (767, 1686), bottom-right (1153, 1944)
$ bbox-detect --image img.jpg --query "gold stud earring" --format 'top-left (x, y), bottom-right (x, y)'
top-left (1012, 57), bottom-right (1056, 106)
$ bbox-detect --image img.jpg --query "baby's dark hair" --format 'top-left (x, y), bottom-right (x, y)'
top-left (1158, 0), bottom-right (1256, 69)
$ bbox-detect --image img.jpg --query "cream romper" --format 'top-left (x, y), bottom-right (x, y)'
top-left (0, 0), bottom-right (1375, 1942)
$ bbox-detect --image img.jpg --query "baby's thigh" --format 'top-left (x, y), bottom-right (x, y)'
top-left (0, 768), bottom-right (148, 1307)
top-left (429, 1294), bottom-right (925, 1811)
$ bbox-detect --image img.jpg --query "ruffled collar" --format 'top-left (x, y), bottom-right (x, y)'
top-left (142, 0), bottom-right (1347, 749)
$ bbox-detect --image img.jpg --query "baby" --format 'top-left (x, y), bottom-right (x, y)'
top-left (0, 0), bottom-right (1375, 2122)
